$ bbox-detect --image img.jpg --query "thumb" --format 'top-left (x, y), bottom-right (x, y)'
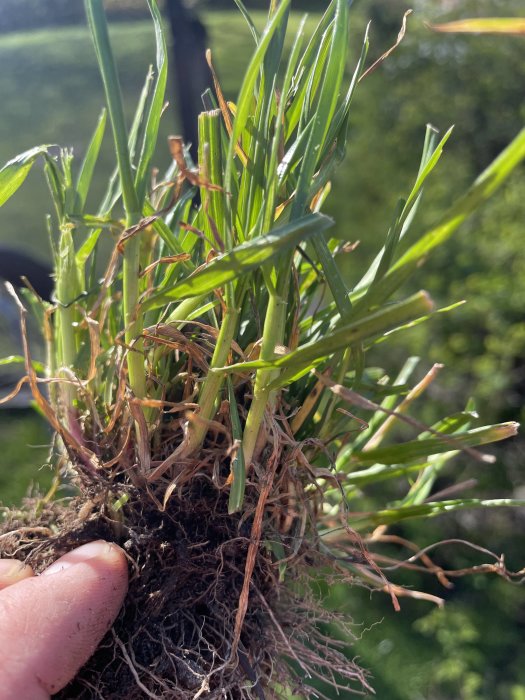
top-left (0, 540), bottom-right (128, 699)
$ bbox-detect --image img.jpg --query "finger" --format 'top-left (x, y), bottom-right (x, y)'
top-left (0, 560), bottom-right (33, 590)
top-left (0, 540), bottom-right (128, 700)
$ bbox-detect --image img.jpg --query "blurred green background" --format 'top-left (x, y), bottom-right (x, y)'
top-left (0, 1), bottom-right (524, 698)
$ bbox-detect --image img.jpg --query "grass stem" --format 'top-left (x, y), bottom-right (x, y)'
top-left (242, 290), bottom-right (286, 467)
top-left (182, 290), bottom-right (239, 455)
top-left (85, 0), bottom-right (145, 399)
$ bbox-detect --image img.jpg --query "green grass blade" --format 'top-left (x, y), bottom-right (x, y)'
top-left (348, 422), bottom-right (518, 468)
top-left (311, 236), bottom-right (353, 320)
top-left (261, 17), bottom-right (306, 234)
top-left (76, 108), bottom-right (107, 212)
top-left (351, 127), bottom-right (525, 315)
top-left (271, 293), bottom-right (434, 388)
top-left (323, 23), bottom-right (370, 155)
top-left (232, 0), bottom-right (259, 42)
top-left (285, 1), bottom-right (337, 140)
top-left (277, 119), bottom-right (314, 187)
top-left (369, 126), bottom-right (453, 286)
top-left (224, 0), bottom-right (291, 243)
top-left (416, 409), bottom-right (477, 441)
top-left (359, 125), bottom-right (449, 292)
top-left (134, 0), bottom-right (168, 204)
top-left (395, 127), bottom-right (525, 268)
top-left (143, 213), bottom-right (333, 310)
top-left (286, 0), bottom-right (351, 319)
top-left (84, 0), bottom-right (140, 218)
top-left (369, 198), bottom-right (405, 285)
top-left (216, 291), bottom-right (434, 380)
top-left (0, 146), bottom-right (50, 207)
top-left (305, 28), bottom-right (369, 203)
top-left (0, 356), bottom-right (45, 373)
top-left (78, 68), bottom-right (157, 273)
top-left (43, 153), bottom-right (66, 223)
top-left (55, 227), bottom-right (82, 414)
top-left (343, 460), bottom-right (434, 489)
top-left (291, 0), bottom-right (349, 217)
top-left (356, 124), bottom-right (440, 292)
top-left (144, 198), bottom-right (195, 268)
top-left (394, 409), bottom-right (478, 507)
top-left (100, 66), bottom-right (156, 216)
top-left (351, 498), bottom-right (525, 530)
top-left (239, 4), bottom-right (289, 238)
top-left (198, 110), bottom-right (226, 250)
top-left (350, 357), bottom-right (420, 452)
top-left (406, 127), bottom-right (452, 208)
top-left (76, 228), bottom-right (103, 268)
top-left (85, 0), bottom-right (145, 398)
top-left (397, 453), bottom-right (455, 507)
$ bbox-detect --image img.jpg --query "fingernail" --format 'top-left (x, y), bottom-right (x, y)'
top-left (42, 540), bottom-right (120, 576)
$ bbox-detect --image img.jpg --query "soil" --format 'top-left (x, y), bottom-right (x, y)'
top-left (0, 469), bottom-right (371, 699)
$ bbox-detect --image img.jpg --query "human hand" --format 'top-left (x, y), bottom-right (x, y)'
top-left (0, 540), bottom-right (128, 699)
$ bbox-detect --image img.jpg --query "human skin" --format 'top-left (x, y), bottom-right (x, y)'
top-left (0, 540), bottom-right (128, 699)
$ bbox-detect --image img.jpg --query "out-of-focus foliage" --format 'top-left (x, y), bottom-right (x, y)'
top-left (0, 0), bottom-right (152, 32)
top-left (0, 412), bottom-right (51, 504)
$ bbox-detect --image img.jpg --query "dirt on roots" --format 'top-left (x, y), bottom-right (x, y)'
top-left (0, 467), bottom-right (371, 699)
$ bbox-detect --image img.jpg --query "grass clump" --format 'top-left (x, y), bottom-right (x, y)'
top-left (1, 0), bottom-right (524, 697)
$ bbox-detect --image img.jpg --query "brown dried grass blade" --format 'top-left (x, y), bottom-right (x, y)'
top-left (232, 434), bottom-right (281, 655)
top-left (359, 9), bottom-right (412, 82)
top-left (168, 135), bottom-right (224, 189)
top-left (205, 50), bottom-right (248, 166)
top-left (363, 362), bottom-right (444, 451)
top-left (0, 375), bottom-right (30, 405)
top-left (5, 283), bottom-right (100, 472)
top-left (140, 254), bottom-right (191, 277)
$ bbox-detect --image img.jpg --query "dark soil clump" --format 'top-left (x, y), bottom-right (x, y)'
top-left (1, 468), bottom-right (371, 698)
top-left (2, 475), bottom-right (278, 698)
